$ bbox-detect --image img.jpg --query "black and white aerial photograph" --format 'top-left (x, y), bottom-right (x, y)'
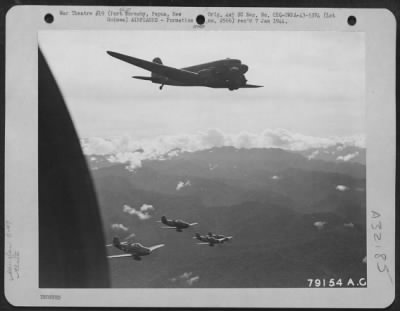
top-left (38, 30), bottom-right (367, 288)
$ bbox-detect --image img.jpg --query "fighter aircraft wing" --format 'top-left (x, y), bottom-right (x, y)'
top-left (148, 244), bottom-right (165, 252)
top-left (107, 254), bottom-right (132, 259)
top-left (217, 236), bottom-right (233, 242)
top-left (107, 51), bottom-right (200, 83)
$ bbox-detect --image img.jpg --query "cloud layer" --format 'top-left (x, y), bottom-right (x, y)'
top-left (82, 128), bottom-right (365, 171)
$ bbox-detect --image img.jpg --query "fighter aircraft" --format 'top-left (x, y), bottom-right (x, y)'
top-left (107, 51), bottom-right (263, 91)
top-left (207, 232), bottom-right (233, 242)
top-left (158, 216), bottom-right (198, 232)
top-left (193, 233), bottom-right (232, 246)
top-left (106, 237), bottom-right (164, 261)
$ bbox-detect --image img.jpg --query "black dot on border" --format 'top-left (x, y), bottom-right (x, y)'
top-left (196, 15), bottom-right (205, 25)
top-left (44, 13), bottom-right (54, 24)
top-left (347, 15), bottom-right (356, 26)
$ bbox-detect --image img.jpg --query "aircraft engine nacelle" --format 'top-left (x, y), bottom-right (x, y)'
top-left (239, 64), bottom-right (248, 74)
top-left (228, 67), bottom-right (247, 90)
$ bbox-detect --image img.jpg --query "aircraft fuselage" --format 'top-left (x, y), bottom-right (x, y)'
top-left (161, 217), bottom-right (190, 231)
top-left (114, 242), bottom-right (151, 260)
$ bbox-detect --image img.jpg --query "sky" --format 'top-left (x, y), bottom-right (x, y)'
top-left (39, 30), bottom-right (365, 141)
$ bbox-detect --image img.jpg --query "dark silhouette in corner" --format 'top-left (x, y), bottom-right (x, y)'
top-left (39, 49), bottom-right (110, 287)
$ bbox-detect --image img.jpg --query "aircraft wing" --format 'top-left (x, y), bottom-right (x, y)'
top-left (189, 223), bottom-right (199, 226)
top-left (107, 51), bottom-right (200, 83)
top-left (148, 244), bottom-right (165, 252)
top-left (107, 254), bottom-right (132, 259)
top-left (217, 236), bottom-right (233, 242)
top-left (241, 84), bottom-right (263, 88)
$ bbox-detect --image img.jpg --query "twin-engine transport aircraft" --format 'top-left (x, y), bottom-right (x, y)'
top-left (107, 237), bottom-right (164, 260)
top-left (107, 51), bottom-right (263, 91)
top-left (194, 233), bottom-right (233, 246)
top-left (158, 216), bottom-right (198, 232)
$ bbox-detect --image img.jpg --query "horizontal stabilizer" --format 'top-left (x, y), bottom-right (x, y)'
top-left (242, 84), bottom-right (263, 88)
top-left (133, 76), bottom-right (152, 81)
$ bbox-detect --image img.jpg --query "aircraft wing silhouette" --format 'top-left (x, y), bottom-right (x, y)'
top-left (217, 236), bottom-right (233, 242)
top-left (107, 51), bottom-right (200, 83)
top-left (107, 254), bottom-right (132, 259)
top-left (240, 84), bottom-right (263, 88)
top-left (148, 244), bottom-right (165, 252)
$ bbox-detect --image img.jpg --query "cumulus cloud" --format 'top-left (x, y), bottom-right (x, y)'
top-left (187, 276), bottom-right (200, 286)
top-left (170, 272), bottom-right (199, 286)
top-left (81, 129), bottom-right (365, 170)
top-left (176, 180), bottom-right (191, 191)
top-left (208, 164), bottom-right (218, 171)
top-left (139, 204), bottom-right (154, 212)
top-left (307, 150), bottom-right (319, 160)
top-left (336, 151), bottom-right (359, 162)
top-left (336, 185), bottom-right (349, 191)
top-left (314, 221), bottom-right (327, 230)
top-left (111, 223), bottom-right (128, 232)
top-left (123, 204), bottom-right (154, 220)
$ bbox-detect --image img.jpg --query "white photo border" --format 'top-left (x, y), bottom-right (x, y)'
top-left (5, 6), bottom-right (396, 308)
